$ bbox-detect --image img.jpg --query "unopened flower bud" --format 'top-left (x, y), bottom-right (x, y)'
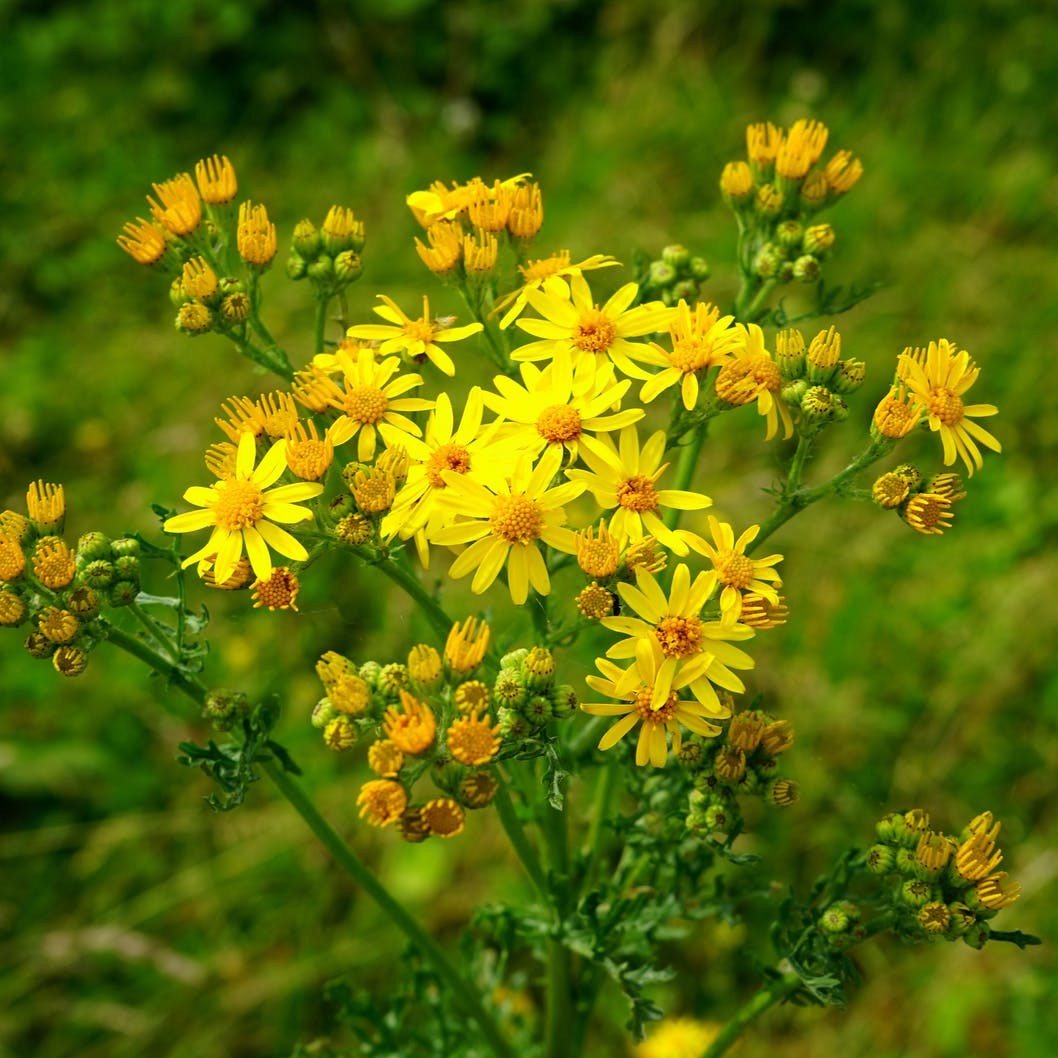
top-left (221, 292), bottom-right (252, 323)
top-left (53, 643), bottom-right (89, 677)
top-left (176, 302), bottom-right (213, 335)
top-left (831, 358), bottom-right (866, 394)
top-left (792, 254), bottom-right (821, 283)
top-left (203, 688), bottom-right (249, 730)
top-left (292, 219), bottom-right (321, 259)
top-left (776, 220), bottom-right (803, 250)
top-left (803, 223), bottom-right (835, 255)
top-left (334, 250), bottom-right (363, 285)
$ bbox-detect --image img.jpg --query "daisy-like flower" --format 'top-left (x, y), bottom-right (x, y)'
top-left (713, 323), bottom-right (794, 440)
top-left (566, 425), bottom-right (710, 553)
top-left (315, 346), bottom-right (433, 462)
top-left (347, 294), bottom-right (483, 377)
top-left (429, 446), bottom-right (585, 605)
top-left (406, 173), bottom-right (530, 228)
top-left (494, 251), bottom-right (620, 328)
top-left (635, 300), bottom-right (745, 410)
top-left (678, 515), bottom-right (783, 624)
top-left (481, 351), bottom-right (643, 466)
top-left (601, 563), bottom-right (755, 711)
top-left (582, 639), bottom-right (730, 768)
top-left (513, 273), bottom-right (675, 378)
top-left (163, 431), bottom-right (323, 584)
top-left (380, 389), bottom-right (511, 563)
top-left (897, 339), bottom-right (1001, 475)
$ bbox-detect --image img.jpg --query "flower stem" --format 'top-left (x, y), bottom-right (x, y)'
top-left (369, 553), bottom-right (454, 643)
top-left (493, 777), bottom-right (550, 900)
top-left (700, 971), bottom-right (802, 1058)
top-left (262, 759), bottom-right (518, 1058)
top-left (105, 624), bottom-right (517, 1058)
top-left (663, 419), bottom-right (710, 531)
top-left (541, 800), bottom-right (573, 1058)
top-left (314, 292), bottom-right (333, 357)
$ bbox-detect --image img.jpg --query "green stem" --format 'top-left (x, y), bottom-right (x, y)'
top-left (579, 757), bottom-right (617, 898)
top-left (663, 419), bottom-right (710, 531)
top-left (742, 278), bottom-right (777, 323)
top-left (493, 779), bottom-right (550, 900)
top-left (370, 554), bottom-right (454, 643)
top-left (749, 438), bottom-right (893, 554)
top-left (106, 625), bottom-right (516, 1058)
top-left (262, 760), bottom-right (517, 1058)
top-left (314, 293), bottom-right (333, 357)
top-left (783, 435), bottom-right (815, 499)
top-left (128, 602), bottom-right (177, 661)
top-left (700, 971), bottom-right (801, 1058)
top-left (541, 801), bottom-right (573, 1058)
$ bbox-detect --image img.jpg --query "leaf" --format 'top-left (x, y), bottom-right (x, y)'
top-left (989, 929), bottom-right (1043, 949)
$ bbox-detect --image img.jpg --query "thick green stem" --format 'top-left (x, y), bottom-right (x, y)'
top-left (579, 757), bottom-right (617, 898)
top-left (314, 293), bottom-right (333, 357)
top-left (700, 971), bottom-right (802, 1058)
top-left (493, 779), bottom-right (550, 900)
top-left (541, 801), bottom-right (573, 1058)
top-left (262, 760), bottom-right (517, 1058)
top-left (106, 625), bottom-right (516, 1058)
top-left (663, 420), bottom-right (710, 531)
top-left (371, 555), bottom-right (454, 643)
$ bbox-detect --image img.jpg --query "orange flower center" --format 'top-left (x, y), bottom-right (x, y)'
top-left (715, 355), bottom-right (781, 404)
top-left (714, 549), bottom-right (755, 588)
top-left (426, 442), bottom-right (471, 488)
top-left (490, 495), bottom-right (544, 544)
top-left (344, 385), bottom-right (388, 424)
top-left (654, 615), bottom-right (705, 658)
top-left (617, 474), bottom-right (659, 513)
top-left (403, 318), bottom-right (437, 344)
top-left (669, 338), bottom-right (714, 374)
top-left (447, 714), bottom-right (500, 765)
top-left (286, 439), bottom-right (331, 481)
top-left (536, 404), bottom-right (582, 443)
top-left (573, 309), bottom-right (617, 353)
top-left (634, 685), bottom-right (679, 723)
top-left (928, 386), bottom-right (964, 426)
top-left (213, 479), bottom-right (265, 531)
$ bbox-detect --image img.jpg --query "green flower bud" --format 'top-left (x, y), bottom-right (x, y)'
top-left (875, 812), bottom-right (904, 844)
top-left (550, 684), bottom-right (578, 719)
top-left (831, 358), bottom-right (866, 394)
top-left (307, 255), bottom-right (335, 284)
top-left (689, 256), bottom-right (710, 281)
top-left (647, 260), bottom-right (676, 289)
top-left (677, 739), bottom-right (706, 771)
top-left (866, 844), bottom-right (896, 874)
top-left (286, 255), bottom-right (308, 281)
top-left (493, 669), bottom-right (527, 709)
top-left (803, 223), bottom-right (835, 255)
top-left (111, 537), bottom-right (140, 558)
top-left (292, 219), bottom-right (321, 259)
top-left (752, 243), bottom-right (782, 279)
top-left (703, 803), bottom-right (732, 831)
top-left (358, 661), bottom-right (382, 689)
top-left (671, 279), bottom-right (698, 302)
top-left (311, 698), bottom-right (338, 729)
top-left (894, 847), bottom-right (917, 875)
top-left (76, 532), bottom-right (112, 563)
top-left (203, 688), bottom-right (249, 731)
top-left (792, 254), bottom-right (821, 283)
top-left (776, 220), bottom-right (803, 250)
top-left (169, 277), bottom-right (187, 307)
top-left (497, 706), bottom-right (530, 740)
top-left (900, 878), bottom-right (934, 909)
top-left (80, 559), bottom-right (114, 589)
top-left (53, 643), bottom-right (89, 677)
top-left (25, 630), bottom-right (55, 658)
top-left (780, 379), bottom-right (809, 407)
top-left (334, 250), bottom-right (363, 285)
top-left (945, 902), bottom-right (975, 938)
top-left (820, 905), bottom-right (849, 934)
top-left (378, 663), bottom-right (409, 700)
top-left (113, 555), bottom-right (140, 580)
top-left (501, 648), bottom-right (529, 671)
top-left (661, 244), bottom-right (690, 269)
top-left (524, 694), bottom-right (554, 726)
top-left (176, 302), bottom-right (213, 336)
top-left (108, 580), bottom-right (138, 607)
top-left (962, 922), bottom-right (990, 950)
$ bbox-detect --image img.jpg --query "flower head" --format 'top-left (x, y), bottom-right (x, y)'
top-left (447, 712), bottom-right (501, 765)
top-left (117, 218), bottom-right (168, 265)
top-left (148, 173), bottom-right (201, 237)
top-left (445, 617), bottom-right (491, 675)
top-left (237, 201), bottom-right (277, 266)
top-left (195, 154), bottom-right (238, 205)
top-left (637, 301), bottom-right (744, 410)
top-left (430, 447), bottom-right (584, 605)
top-left (514, 274), bottom-right (675, 378)
top-left (714, 324), bottom-right (793, 440)
top-left (163, 432), bottom-right (323, 584)
top-left (566, 426), bottom-right (710, 554)
top-left (897, 339), bottom-right (1000, 475)
top-left (582, 640), bottom-right (730, 768)
top-left (347, 294), bottom-right (482, 377)
top-left (357, 779), bottom-right (408, 827)
top-left (251, 567), bottom-right (301, 611)
top-left (495, 251), bottom-right (620, 328)
top-left (383, 691), bottom-right (437, 755)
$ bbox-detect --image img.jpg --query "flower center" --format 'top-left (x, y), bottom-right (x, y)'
top-left (403, 318), bottom-right (436, 343)
top-left (714, 550), bottom-right (755, 588)
top-left (669, 338), bottom-right (713, 374)
top-left (653, 615), bottom-right (705, 658)
top-left (617, 474), bottom-right (659, 513)
top-left (344, 385), bottom-right (388, 424)
top-left (536, 404), bottom-right (582, 443)
top-left (489, 495), bottom-right (544, 544)
top-left (928, 386), bottom-right (964, 426)
top-left (286, 440), bottom-right (330, 481)
top-left (426, 442), bottom-right (471, 488)
top-left (634, 685), bottom-right (679, 722)
top-left (213, 479), bottom-right (265, 531)
top-left (572, 309), bottom-right (617, 353)
top-left (715, 356), bottom-right (781, 404)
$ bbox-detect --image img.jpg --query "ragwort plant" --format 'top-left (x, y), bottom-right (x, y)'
top-left (2, 122), bottom-right (1036, 1058)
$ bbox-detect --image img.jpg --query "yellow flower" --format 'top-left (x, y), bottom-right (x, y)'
top-left (429, 446), bottom-right (585, 605)
top-left (415, 220), bottom-right (463, 276)
top-left (250, 567), bottom-right (301, 611)
top-left (714, 324), bottom-right (794, 440)
top-left (237, 201), bottom-right (277, 267)
top-left (421, 797), bottom-right (466, 838)
top-left (195, 154), bottom-right (238, 205)
top-left (494, 251), bottom-right (620, 328)
top-left (582, 640), bottom-right (729, 768)
top-left (514, 273), bottom-right (675, 377)
top-left (163, 431), bottom-right (323, 584)
top-left (678, 515), bottom-right (783, 624)
top-left (26, 481), bottom-right (65, 532)
top-left (635, 1018), bottom-right (720, 1058)
top-left (357, 779), bottom-right (408, 827)
top-left (897, 339), bottom-right (1001, 475)
top-left (447, 712), bottom-right (501, 765)
top-left (636, 300), bottom-right (744, 410)
top-left (601, 563), bottom-right (755, 712)
top-left (566, 425), bottom-right (710, 554)
top-left (445, 617), bottom-right (491, 675)
top-left (872, 384), bottom-right (922, 439)
top-left (347, 294), bottom-right (483, 377)
top-left (318, 346), bottom-right (433, 462)
top-left (117, 217), bottom-right (168, 265)
top-left (381, 389), bottom-right (509, 558)
top-left (148, 173), bottom-right (202, 237)
top-left (383, 691), bottom-right (437, 755)
top-left (746, 121), bottom-right (784, 170)
top-left (406, 173), bottom-right (530, 228)
top-left (482, 351), bottom-right (643, 465)
top-left (775, 118), bottom-right (829, 180)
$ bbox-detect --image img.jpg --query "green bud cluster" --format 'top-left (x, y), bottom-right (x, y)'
top-left (287, 207), bottom-right (366, 298)
top-left (866, 809), bottom-right (1021, 947)
top-left (493, 646), bottom-right (577, 739)
top-left (681, 708), bottom-right (798, 839)
top-left (639, 244), bottom-right (711, 306)
top-left (775, 325), bottom-right (866, 434)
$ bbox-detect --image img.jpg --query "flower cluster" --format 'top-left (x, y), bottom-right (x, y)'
top-left (871, 464), bottom-right (967, 536)
top-left (858, 809), bottom-right (1021, 948)
top-left (287, 205), bottom-right (366, 297)
top-left (721, 118), bottom-right (862, 287)
top-left (1, 482), bottom-right (142, 676)
top-left (773, 325), bottom-right (866, 431)
top-left (309, 619), bottom-right (574, 841)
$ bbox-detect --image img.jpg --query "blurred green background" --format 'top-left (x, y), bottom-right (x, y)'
top-left (2, 1), bottom-right (1056, 1055)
